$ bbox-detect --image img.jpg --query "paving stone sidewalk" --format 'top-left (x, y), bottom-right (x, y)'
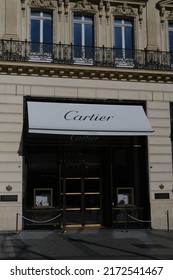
top-left (0, 228), bottom-right (173, 260)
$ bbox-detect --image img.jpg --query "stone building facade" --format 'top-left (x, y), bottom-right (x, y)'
top-left (0, 0), bottom-right (173, 231)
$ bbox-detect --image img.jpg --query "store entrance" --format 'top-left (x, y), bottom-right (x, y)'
top-left (24, 135), bottom-right (150, 229)
top-left (60, 163), bottom-right (101, 228)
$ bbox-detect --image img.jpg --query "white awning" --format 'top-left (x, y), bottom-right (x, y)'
top-left (27, 101), bottom-right (153, 136)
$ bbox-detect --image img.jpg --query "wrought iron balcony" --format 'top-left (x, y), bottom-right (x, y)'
top-left (0, 38), bottom-right (172, 71)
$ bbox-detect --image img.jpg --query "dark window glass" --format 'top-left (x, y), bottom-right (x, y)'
top-left (43, 20), bottom-right (52, 44)
top-left (169, 30), bottom-right (173, 51)
top-left (74, 23), bottom-right (82, 45)
top-left (43, 19), bottom-right (52, 52)
top-left (114, 18), bottom-right (134, 59)
top-left (30, 10), bottom-right (53, 54)
top-left (85, 24), bottom-right (93, 46)
top-left (73, 15), bottom-right (94, 60)
top-left (168, 22), bottom-right (173, 63)
top-left (31, 20), bottom-right (40, 52)
top-left (74, 15), bottom-right (82, 20)
top-left (114, 27), bottom-right (122, 49)
top-left (125, 27), bottom-right (133, 49)
top-left (31, 11), bottom-right (40, 16)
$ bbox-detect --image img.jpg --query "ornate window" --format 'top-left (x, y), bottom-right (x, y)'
top-left (73, 14), bottom-right (94, 63)
top-left (114, 18), bottom-right (134, 58)
top-left (72, 1), bottom-right (96, 64)
top-left (157, 1), bottom-right (173, 63)
top-left (30, 10), bottom-right (53, 54)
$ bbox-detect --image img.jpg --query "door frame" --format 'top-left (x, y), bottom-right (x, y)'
top-left (60, 162), bottom-right (102, 229)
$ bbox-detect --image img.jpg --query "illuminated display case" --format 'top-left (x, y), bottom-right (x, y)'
top-left (34, 188), bottom-right (53, 208)
top-left (117, 188), bottom-right (134, 206)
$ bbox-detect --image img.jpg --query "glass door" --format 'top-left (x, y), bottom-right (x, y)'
top-left (60, 163), bottom-right (101, 228)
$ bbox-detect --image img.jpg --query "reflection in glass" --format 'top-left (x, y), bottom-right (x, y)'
top-left (65, 179), bottom-right (81, 193)
top-left (85, 194), bottom-right (100, 208)
top-left (85, 179), bottom-right (100, 192)
top-left (66, 194), bottom-right (81, 208)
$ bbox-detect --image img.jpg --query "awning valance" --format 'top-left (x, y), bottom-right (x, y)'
top-left (27, 101), bottom-right (153, 136)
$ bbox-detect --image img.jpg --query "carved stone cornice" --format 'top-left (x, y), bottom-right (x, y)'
top-left (28, 0), bottom-right (56, 8)
top-left (1, 60), bottom-right (173, 84)
top-left (112, 2), bottom-right (144, 24)
top-left (21, 0), bottom-right (57, 10)
top-left (112, 3), bottom-right (137, 17)
top-left (72, 0), bottom-right (97, 14)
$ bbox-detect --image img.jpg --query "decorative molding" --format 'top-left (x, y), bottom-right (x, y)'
top-left (57, 0), bottom-right (69, 21)
top-left (64, 0), bottom-right (69, 15)
top-left (72, 0), bottom-right (97, 14)
top-left (112, 3), bottom-right (137, 17)
top-left (138, 4), bottom-right (144, 23)
top-left (156, 0), bottom-right (173, 26)
top-left (21, 0), bottom-right (26, 10)
top-left (1, 60), bottom-right (173, 84)
top-left (21, 0), bottom-right (57, 11)
top-left (105, 0), bottom-right (110, 19)
top-left (28, 0), bottom-right (56, 8)
top-left (112, 2), bottom-right (145, 25)
top-left (6, 185), bottom-right (12, 192)
top-left (99, 0), bottom-right (104, 18)
top-left (58, 0), bottom-right (63, 14)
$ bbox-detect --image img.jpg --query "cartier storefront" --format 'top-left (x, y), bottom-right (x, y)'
top-left (23, 98), bottom-right (153, 229)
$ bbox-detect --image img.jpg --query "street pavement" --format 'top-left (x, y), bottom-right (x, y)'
top-left (0, 228), bottom-right (173, 260)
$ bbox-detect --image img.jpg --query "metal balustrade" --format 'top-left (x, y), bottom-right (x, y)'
top-left (0, 38), bottom-right (172, 70)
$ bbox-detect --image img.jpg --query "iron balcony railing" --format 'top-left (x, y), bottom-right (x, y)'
top-left (0, 38), bottom-right (173, 70)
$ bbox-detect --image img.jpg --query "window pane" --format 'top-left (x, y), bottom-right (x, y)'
top-left (31, 20), bottom-right (40, 42)
top-left (114, 19), bottom-right (122, 24)
top-left (74, 15), bottom-right (82, 21)
top-left (169, 21), bottom-right (173, 28)
top-left (31, 11), bottom-right (40, 17)
top-left (43, 21), bottom-right (52, 52)
top-left (43, 20), bottom-right (52, 43)
top-left (169, 31), bottom-right (173, 52)
top-left (168, 22), bottom-right (173, 63)
top-left (84, 16), bottom-right (93, 23)
top-left (31, 19), bottom-right (40, 52)
top-left (114, 27), bottom-right (122, 49)
top-left (169, 30), bottom-right (173, 63)
top-left (85, 25), bottom-right (93, 59)
top-left (43, 11), bottom-right (52, 19)
top-left (125, 26), bottom-right (133, 49)
top-left (74, 23), bottom-right (82, 45)
top-left (73, 15), bottom-right (94, 59)
top-left (124, 19), bottom-right (133, 25)
top-left (30, 10), bottom-right (53, 54)
top-left (43, 20), bottom-right (52, 52)
top-left (74, 23), bottom-right (82, 57)
top-left (85, 24), bottom-right (93, 46)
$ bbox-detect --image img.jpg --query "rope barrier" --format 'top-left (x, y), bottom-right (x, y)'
top-left (18, 213), bottom-right (61, 224)
top-left (127, 214), bottom-right (151, 223)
